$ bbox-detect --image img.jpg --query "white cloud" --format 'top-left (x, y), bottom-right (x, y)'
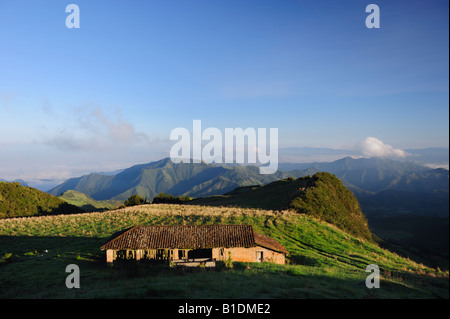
top-left (357, 137), bottom-right (408, 158)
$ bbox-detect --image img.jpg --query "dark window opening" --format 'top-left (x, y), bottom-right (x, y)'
top-left (188, 249), bottom-right (212, 259)
top-left (178, 250), bottom-right (187, 259)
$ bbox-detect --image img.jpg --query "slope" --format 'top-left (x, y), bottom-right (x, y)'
top-left (0, 204), bottom-right (447, 299)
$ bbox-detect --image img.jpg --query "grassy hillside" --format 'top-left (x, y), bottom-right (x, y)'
top-left (190, 173), bottom-right (373, 242)
top-left (0, 204), bottom-right (447, 299)
top-left (58, 190), bottom-right (121, 212)
top-left (0, 181), bottom-right (83, 219)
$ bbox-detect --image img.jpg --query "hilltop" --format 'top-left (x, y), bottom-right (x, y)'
top-left (189, 172), bottom-right (373, 242)
top-left (0, 181), bottom-right (83, 219)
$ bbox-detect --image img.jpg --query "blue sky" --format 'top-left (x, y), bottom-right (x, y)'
top-left (0, 0), bottom-right (448, 185)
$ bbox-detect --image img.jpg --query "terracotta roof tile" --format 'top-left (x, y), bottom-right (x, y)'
top-left (100, 224), bottom-right (288, 254)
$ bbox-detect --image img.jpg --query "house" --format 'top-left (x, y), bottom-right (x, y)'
top-left (100, 224), bottom-right (288, 265)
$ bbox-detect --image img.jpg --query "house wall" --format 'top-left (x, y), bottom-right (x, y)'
top-left (106, 246), bottom-right (285, 265)
top-left (106, 249), bottom-right (115, 263)
top-left (213, 246), bottom-right (285, 265)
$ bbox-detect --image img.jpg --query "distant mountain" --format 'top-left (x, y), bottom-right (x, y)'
top-left (404, 147), bottom-right (449, 168)
top-left (190, 172), bottom-right (373, 242)
top-left (48, 156), bottom-right (449, 217)
top-left (281, 157), bottom-right (449, 217)
top-left (278, 147), bottom-right (358, 163)
top-left (0, 181), bottom-right (83, 219)
top-left (48, 158), bottom-right (296, 201)
top-left (279, 146), bottom-right (449, 169)
top-left (284, 156), bottom-right (448, 193)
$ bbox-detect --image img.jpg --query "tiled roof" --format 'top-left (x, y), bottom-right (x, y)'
top-left (254, 232), bottom-right (289, 255)
top-left (100, 224), bottom-right (288, 254)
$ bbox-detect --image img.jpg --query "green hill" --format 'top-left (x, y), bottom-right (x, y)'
top-left (189, 172), bottom-right (373, 242)
top-left (58, 190), bottom-right (121, 212)
top-left (0, 181), bottom-right (83, 219)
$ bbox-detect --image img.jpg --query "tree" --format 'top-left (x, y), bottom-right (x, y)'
top-left (124, 194), bottom-right (146, 207)
top-left (152, 192), bottom-right (192, 204)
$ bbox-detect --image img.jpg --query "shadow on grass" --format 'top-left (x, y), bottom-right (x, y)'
top-left (0, 235), bottom-right (105, 257)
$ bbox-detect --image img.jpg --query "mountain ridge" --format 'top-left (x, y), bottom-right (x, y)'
top-left (47, 158), bottom-right (291, 201)
top-left (47, 156), bottom-right (449, 218)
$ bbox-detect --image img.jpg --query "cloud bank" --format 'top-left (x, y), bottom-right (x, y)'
top-left (357, 137), bottom-right (408, 158)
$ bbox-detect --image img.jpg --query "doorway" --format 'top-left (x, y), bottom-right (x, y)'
top-left (256, 251), bottom-right (263, 262)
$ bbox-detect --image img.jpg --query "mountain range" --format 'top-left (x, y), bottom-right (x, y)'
top-left (48, 158), bottom-right (292, 201)
top-left (279, 147), bottom-right (449, 169)
top-left (47, 156), bottom-right (449, 218)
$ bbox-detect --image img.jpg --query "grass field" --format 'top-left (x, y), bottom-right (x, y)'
top-left (0, 204), bottom-right (448, 299)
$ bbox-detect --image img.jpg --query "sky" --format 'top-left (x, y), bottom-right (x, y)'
top-left (0, 0), bottom-right (449, 187)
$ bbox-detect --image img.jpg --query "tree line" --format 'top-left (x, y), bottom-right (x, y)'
top-left (123, 193), bottom-right (192, 207)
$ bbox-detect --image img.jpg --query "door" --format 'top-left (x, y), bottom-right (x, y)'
top-left (256, 251), bottom-right (263, 262)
